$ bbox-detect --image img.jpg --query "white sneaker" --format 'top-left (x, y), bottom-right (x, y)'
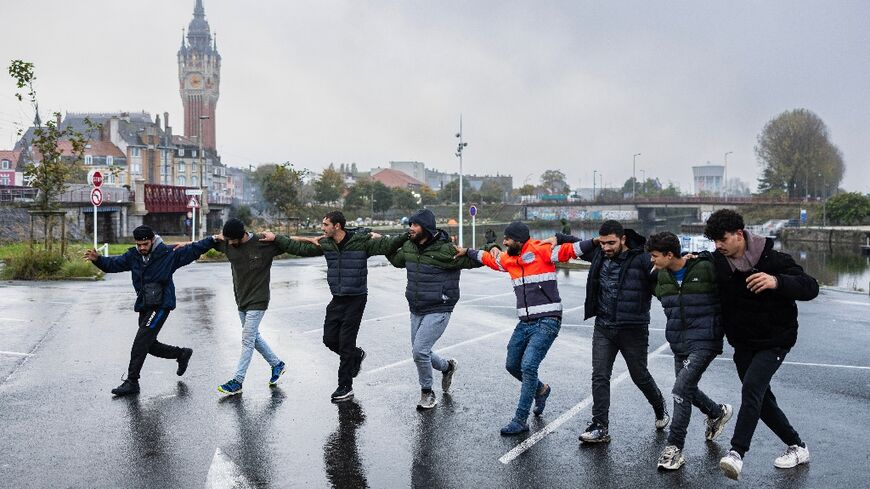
top-left (719, 450), bottom-right (743, 480)
top-left (705, 403), bottom-right (733, 441)
top-left (416, 391), bottom-right (438, 410)
top-left (655, 411), bottom-right (671, 430)
top-left (774, 444), bottom-right (809, 469)
top-left (657, 445), bottom-right (685, 470)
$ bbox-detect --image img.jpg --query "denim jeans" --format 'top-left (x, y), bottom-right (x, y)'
top-left (591, 325), bottom-right (666, 426)
top-left (505, 316), bottom-right (560, 423)
top-left (410, 312), bottom-right (451, 390)
top-left (730, 346), bottom-right (802, 456)
top-left (668, 348), bottom-right (723, 449)
top-left (233, 309), bottom-right (282, 383)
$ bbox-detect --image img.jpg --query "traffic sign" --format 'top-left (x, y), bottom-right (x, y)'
top-left (184, 189), bottom-right (203, 196)
top-left (91, 188), bottom-right (103, 206)
top-left (187, 197), bottom-right (200, 209)
top-left (469, 205), bottom-right (477, 217)
top-left (91, 171), bottom-right (103, 187)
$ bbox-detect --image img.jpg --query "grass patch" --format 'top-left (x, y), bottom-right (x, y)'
top-left (0, 243), bottom-right (105, 280)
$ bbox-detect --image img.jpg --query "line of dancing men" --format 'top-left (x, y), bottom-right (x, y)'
top-left (83, 208), bottom-right (818, 479)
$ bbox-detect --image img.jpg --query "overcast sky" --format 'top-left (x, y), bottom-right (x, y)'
top-left (1, 0), bottom-right (868, 193)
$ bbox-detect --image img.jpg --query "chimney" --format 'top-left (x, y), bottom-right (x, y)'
top-left (163, 112), bottom-right (170, 131)
top-left (55, 113), bottom-right (62, 127)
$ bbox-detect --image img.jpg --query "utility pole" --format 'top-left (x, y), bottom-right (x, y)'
top-left (455, 115), bottom-right (468, 246)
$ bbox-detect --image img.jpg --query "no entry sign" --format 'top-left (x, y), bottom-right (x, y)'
top-left (90, 187), bottom-right (103, 207)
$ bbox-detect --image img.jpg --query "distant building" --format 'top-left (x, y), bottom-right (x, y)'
top-left (370, 168), bottom-right (424, 190)
top-left (178, 0), bottom-right (221, 151)
top-left (0, 150), bottom-right (21, 186)
top-left (693, 164), bottom-right (724, 195)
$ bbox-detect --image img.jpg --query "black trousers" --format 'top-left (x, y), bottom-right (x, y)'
top-left (323, 295), bottom-right (367, 388)
top-left (127, 308), bottom-right (184, 381)
top-left (730, 346), bottom-right (802, 456)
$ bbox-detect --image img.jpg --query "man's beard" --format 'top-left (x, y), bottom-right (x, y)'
top-left (506, 243), bottom-right (523, 256)
top-left (410, 231), bottom-right (428, 244)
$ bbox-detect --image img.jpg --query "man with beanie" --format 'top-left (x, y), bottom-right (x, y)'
top-left (211, 218), bottom-right (288, 396)
top-left (385, 209), bottom-right (487, 410)
top-left (261, 211), bottom-right (408, 402)
top-left (554, 220), bottom-right (669, 444)
top-left (456, 220), bottom-right (581, 435)
top-left (703, 209), bottom-right (818, 480)
top-left (84, 225), bottom-right (216, 396)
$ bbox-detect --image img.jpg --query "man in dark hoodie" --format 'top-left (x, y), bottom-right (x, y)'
top-left (555, 220), bottom-right (669, 443)
top-left (703, 209), bottom-right (818, 480)
top-left (385, 209), bottom-right (483, 410)
top-left (84, 225), bottom-right (216, 396)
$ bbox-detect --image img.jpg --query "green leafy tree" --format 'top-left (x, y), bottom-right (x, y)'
top-left (437, 177), bottom-right (470, 203)
top-left (251, 162), bottom-right (306, 218)
top-left (756, 108), bottom-right (844, 198)
top-left (392, 187), bottom-right (418, 210)
top-left (372, 181), bottom-right (393, 214)
top-left (419, 185), bottom-right (439, 205)
top-left (313, 164), bottom-right (346, 204)
top-left (479, 180), bottom-right (506, 203)
top-left (228, 203), bottom-right (253, 227)
top-left (518, 184), bottom-right (537, 196)
top-left (345, 178), bottom-right (373, 210)
top-left (825, 192), bottom-right (870, 225)
top-left (540, 169), bottom-right (570, 194)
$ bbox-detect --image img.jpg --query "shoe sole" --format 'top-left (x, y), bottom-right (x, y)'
top-left (331, 392), bottom-right (355, 403)
top-left (217, 387), bottom-right (243, 396)
top-left (706, 406), bottom-right (733, 441)
top-left (719, 460), bottom-right (740, 480)
top-left (269, 367), bottom-right (286, 386)
top-left (657, 459), bottom-right (685, 470)
top-left (416, 401), bottom-right (438, 410)
top-left (111, 390), bottom-right (139, 396)
top-left (500, 429), bottom-right (529, 437)
top-left (774, 458), bottom-right (809, 469)
top-left (579, 436), bottom-right (611, 444)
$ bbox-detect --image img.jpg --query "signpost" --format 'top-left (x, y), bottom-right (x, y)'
top-left (469, 205), bottom-right (477, 249)
top-left (187, 196), bottom-right (200, 242)
top-left (89, 171), bottom-right (103, 249)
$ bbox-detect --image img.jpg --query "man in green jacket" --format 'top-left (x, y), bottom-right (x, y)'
top-left (648, 231), bottom-right (732, 470)
top-left (265, 211), bottom-right (408, 402)
top-left (211, 218), bottom-right (288, 396)
top-left (386, 209), bottom-right (483, 410)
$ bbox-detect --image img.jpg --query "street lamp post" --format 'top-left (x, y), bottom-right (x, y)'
top-left (819, 171), bottom-right (826, 227)
top-left (632, 153), bottom-right (641, 200)
top-left (592, 170), bottom-right (598, 201)
top-left (197, 115), bottom-right (210, 240)
top-left (455, 115), bottom-right (468, 246)
top-left (724, 151), bottom-right (733, 196)
top-left (639, 169), bottom-right (645, 196)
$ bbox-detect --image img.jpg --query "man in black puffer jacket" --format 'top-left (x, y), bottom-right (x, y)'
top-left (705, 209), bottom-right (819, 481)
top-left (386, 209), bottom-right (484, 410)
top-left (556, 220), bottom-right (668, 444)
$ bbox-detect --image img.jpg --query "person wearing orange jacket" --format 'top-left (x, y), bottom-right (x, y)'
top-left (456, 221), bottom-right (581, 435)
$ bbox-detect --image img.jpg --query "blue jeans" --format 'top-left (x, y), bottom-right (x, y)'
top-left (668, 349), bottom-right (723, 449)
top-left (505, 317), bottom-right (560, 423)
top-left (233, 310), bottom-right (282, 383)
top-left (410, 312), bottom-right (451, 390)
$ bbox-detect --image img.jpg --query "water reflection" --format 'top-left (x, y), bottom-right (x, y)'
top-left (218, 388), bottom-right (285, 486)
top-left (411, 394), bottom-right (453, 489)
top-left (323, 400), bottom-right (368, 489)
top-left (122, 382), bottom-right (188, 487)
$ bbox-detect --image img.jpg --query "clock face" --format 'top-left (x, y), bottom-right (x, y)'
top-left (186, 74), bottom-right (203, 89)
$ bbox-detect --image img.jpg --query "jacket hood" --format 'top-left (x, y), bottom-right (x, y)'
top-left (409, 209), bottom-right (438, 238)
top-left (624, 228), bottom-right (646, 250)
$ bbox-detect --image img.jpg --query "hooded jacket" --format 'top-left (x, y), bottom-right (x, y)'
top-left (93, 235), bottom-right (216, 312)
top-left (709, 237), bottom-right (819, 349)
top-left (654, 255), bottom-right (724, 353)
top-left (387, 228), bottom-right (481, 315)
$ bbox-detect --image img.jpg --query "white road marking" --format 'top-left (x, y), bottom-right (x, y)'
top-left (499, 341), bottom-right (671, 464)
top-left (362, 327), bottom-right (515, 376)
top-left (206, 447), bottom-right (255, 489)
top-left (563, 305), bottom-right (584, 313)
top-left (561, 323), bottom-right (666, 332)
top-left (269, 301), bottom-right (330, 312)
top-left (0, 351), bottom-right (33, 357)
top-left (831, 299), bottom-right (869, 307)
top-left (0, 318), bottom-right (27, 322)
top-left (652, 354), bottom-right (870, 371)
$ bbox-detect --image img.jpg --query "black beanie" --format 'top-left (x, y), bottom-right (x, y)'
top-left (504, 221), bottom-right (530, 242)
top-left (133, 225), bottom-right (155, 241)
top-left (222, 218), bottom-right (246, 240)
top-left (408, 209), bottom-right (437, 237)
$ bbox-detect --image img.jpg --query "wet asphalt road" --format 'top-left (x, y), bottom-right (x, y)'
top-left (1, 256), bottom-right (869, 488)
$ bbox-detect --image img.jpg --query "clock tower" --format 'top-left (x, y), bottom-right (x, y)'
top-left (178, 0), bottom-right (220, 151)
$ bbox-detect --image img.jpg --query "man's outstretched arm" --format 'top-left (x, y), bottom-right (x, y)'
top-left (85, 248), bottom-right (132, 273)
top-left (172, 235), bottom-right (218, 269)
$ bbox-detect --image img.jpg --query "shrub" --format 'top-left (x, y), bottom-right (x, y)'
top-left (2, 250), bottom-right (64, 279)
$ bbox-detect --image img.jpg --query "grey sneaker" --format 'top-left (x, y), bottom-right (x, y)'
top-left (705, 403), bottom-right (733, 441)
top-left (657, 445), bottom-right (685, 470)
top-left (441, 359), bottom-right (458, 392)
top-left (719, 450), bottom-right (743, 480)
top-left (579, 422), bottom-right (611, 443)
top-left (417, 390), bottom-right (438, 410)
top-left (655, 410), bottom-right (671, 430)
top-left (774, 443), bottom-right (809, 469)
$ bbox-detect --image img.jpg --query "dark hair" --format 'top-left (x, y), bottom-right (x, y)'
top-left (599, 220), bottom-right (624, 238)
top-left (324, 210), bottom-right (346, 230)
top-left (704, 209), bottom-right (744, 241)
top-left (646, 232), bottom-right (681, 256)
top-left (222, 218), bottom-right (246, 240)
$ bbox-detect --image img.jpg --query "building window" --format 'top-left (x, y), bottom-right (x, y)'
top-left (191, 150), bottom-right (197, 158)
top-left (1, 160), bottom-right (9, 170)
top-left (132, 163), bottom-right (140, 174)
top-left (191, 176), bottom-right (199, 187)
top-left (84, 155), bottom-right (93, 165)
top-left (0, 175), bottom-right (9, 185)
top-left (106, 156), bottom-right (113, 166)
top-left (177, 162), bottom-right (186, 173)
top-left (106, 174), bottom-right (115, 184)
top-left (178, 148), bottom-right (185, 157)
top-left (131, 147), bottom-right (141, 157)
top-left (177, 175), bottom-right (186, 186)
top-left (191, 162), bottom-right (197, 173)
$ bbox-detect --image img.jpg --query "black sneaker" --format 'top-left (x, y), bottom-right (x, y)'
top-left (111, 379), bottom-right (140, 396)
top-left (176, 348), bottom-right (193, 376)
top-left (579, 422), bottom-right (611, 443)
top-left (331, 385), bottom-right (354, 402)
top-left (351, 349), bottom-right (366, 378)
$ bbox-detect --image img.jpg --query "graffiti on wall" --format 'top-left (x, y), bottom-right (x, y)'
top-left (526, 207), bottom-right (638, 221)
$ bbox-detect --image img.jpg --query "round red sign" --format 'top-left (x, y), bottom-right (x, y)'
top-left (91, 187), bottom-right (103, 206)
top-left (91, 171), bottom-right (103, 188)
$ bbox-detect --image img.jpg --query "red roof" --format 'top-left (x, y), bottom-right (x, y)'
top-left (0, 150), bottom-right (20, 165)
top-left (32, 140), bottom-right (125, 160)
top-left (371, 168), bottom-right (424, 189)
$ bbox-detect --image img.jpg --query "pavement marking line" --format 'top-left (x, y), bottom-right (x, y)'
top-left (561, 323), bottom-right (666, 332)
top-left (563, 305), bottom-right (584, 313)
top-left (831, 299), bottom-right (869, 307)
top-left (206, 447), bottom-right (255, 489)
top-left (362, 326), bottom-right (515, 376)
top-left (0, 351), bottom-right (34, 357)
top-left (269, 301), bottom-right (330, 312)
top-left (499, 341), bottom-right (671, 465)
top-left (652, 354), bottom-right (870, 371)
top-left (0, 318), bottom-right (28, 322)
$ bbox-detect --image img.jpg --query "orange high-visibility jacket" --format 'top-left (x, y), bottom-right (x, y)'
top-left (468, 240), bottom-right (581, 321)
